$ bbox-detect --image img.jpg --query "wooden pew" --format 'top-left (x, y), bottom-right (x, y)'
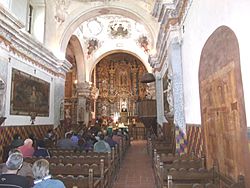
top-left (50, 162), bottom-right (108, 188)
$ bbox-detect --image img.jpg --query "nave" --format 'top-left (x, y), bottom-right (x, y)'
top-left (1, 0), bottom-right (250, 187)
top-left (113, 140), bottom-right (155, 188)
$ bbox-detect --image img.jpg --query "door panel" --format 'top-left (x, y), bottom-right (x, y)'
top-left (201, 62), bottom-right (240, 179)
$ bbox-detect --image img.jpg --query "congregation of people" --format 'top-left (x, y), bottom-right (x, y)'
top-left (0, 122), bottom-right (129, 188)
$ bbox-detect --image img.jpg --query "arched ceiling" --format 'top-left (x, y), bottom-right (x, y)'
top-left (56, 2), bottom-right (159, 57)
top-left (51, 1), bottom-right (160, 81)
top-left (73, 14), bottom-right (153, 71)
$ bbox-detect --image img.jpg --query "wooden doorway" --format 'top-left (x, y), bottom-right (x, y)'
top-left (199, 26), bottom-right (250, 184)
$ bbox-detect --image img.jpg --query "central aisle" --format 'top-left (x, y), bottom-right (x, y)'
top-left (112, 140), bottom-right (156, 188)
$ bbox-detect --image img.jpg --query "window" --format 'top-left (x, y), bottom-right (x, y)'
top-left (27, 4), bottom-right (33, 33)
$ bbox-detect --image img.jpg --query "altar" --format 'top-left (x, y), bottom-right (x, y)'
top-left (94, 53), bottom-right (148, 118)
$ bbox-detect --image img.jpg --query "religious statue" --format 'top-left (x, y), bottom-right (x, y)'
top-left (59, 100), bottom-right (64, 120)
top-left (101, 105), bottom-right (107, 116)
top-left (78, 107), bottom-right (84, 122)
top-left (64, 108), bottom-right (72, 131)
top-left (121, 99), bottom-right (127, 112)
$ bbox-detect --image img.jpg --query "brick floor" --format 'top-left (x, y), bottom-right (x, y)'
top-left (112, 140), bottom-right (156, 188)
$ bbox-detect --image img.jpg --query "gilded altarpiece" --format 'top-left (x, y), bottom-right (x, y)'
top-left (95, 53), bottom-right (147, 118)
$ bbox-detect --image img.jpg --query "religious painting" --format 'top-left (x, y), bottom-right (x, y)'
top-left (10, 68), bottom-right (50, 116)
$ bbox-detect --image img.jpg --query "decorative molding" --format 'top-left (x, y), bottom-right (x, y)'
top-left (0, 6), bottom-right (71, 78)
top-left (76, 81), bottom-right (92, 98)
top-left (149, 0), bottom-right (189, 70)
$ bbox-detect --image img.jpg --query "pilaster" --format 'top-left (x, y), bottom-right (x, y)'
top-left (76, 81), bottom-right (92, 125)
top-left (170, 40), bottom-right (187, 154)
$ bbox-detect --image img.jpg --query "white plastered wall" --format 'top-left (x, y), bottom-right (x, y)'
top-left (182, 0), bottom-right (250, 126)
top-left (3, 53), bottom-right (56, 126)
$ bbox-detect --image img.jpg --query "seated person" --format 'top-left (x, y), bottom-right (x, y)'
top-left (112, 129), bottom-right (122, 145)
top-left (0, 149), bottom-right (34, 183)
top-left (82, 133), bottom-right (94, 152)
top-left (105, 133), bottom-right (118, 148)
top-left (33, 140), bottom-right (50, 158)
top-left (70, 132), bottom-right (79, 145)
top-left (32, 159), bottom-right (65, 188)
top-left (10, 133), bottom-right (24, 149)
top-left (57, 132), bottom-right (78, 150)
top-left (93, 133), bottom-right (111, 153)
top-left (44, 129), bottom-right (56, 142)
top-left (0, 152), bottom-right (30, 188)
top-left (18, 138), bottom-right (35, 158)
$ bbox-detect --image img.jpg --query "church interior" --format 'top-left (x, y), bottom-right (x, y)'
top-left (0, 0), bottom-right (250, 187)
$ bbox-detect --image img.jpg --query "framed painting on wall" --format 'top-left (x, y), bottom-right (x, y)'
top-left (10, 68), bottom-right (50, 116)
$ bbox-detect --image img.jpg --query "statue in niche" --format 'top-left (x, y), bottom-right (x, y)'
top-left (78, 107), bottom-right (84, 122)
top-left (119, 71), bottom-right (128, 86)
top-left (59, 100), bottom-right (64, 120)
top-left (64, 108), bottom-right (72, 131)
top-left (166, 78), bottom-right (174, 118)
top-left (101, 105), bottom-right (107, 116)
top-left (121, 99), bottom-right (127, 112)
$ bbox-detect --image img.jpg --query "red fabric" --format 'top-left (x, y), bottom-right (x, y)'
top-left (18, 145), bottom-right (34, 158)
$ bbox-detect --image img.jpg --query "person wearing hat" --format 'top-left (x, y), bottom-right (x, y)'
top-left (0, 149), bottom-right (34, 182)
top-left (0, 152), bottom-right (30, 188)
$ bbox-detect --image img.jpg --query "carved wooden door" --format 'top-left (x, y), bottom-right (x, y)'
top-left (201, 62), bottom-right (243, 180)
top-left (199, 26), bottom-right (250, 186)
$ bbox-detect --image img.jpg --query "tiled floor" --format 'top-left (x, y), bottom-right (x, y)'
top-left (112, 140), bottom-right (156, 188)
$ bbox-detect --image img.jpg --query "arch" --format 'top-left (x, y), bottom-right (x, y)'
top-left (67, 35), bottom-right (85, 82)
top-left (57, 4), bottom-right (159, 55)
top-left (93, 52), bottom-right (148, 117)
top-left (88, 49), bottom-right (152, 82)
top-left (199, 26), bottom-right (250, 183)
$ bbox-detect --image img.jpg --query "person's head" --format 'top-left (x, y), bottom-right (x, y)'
top-left (65, 132), bottom-right (72, 139)
top-left (6, 152), bottom-right (23, 171)
top-left (32, 159), bottom-right (50, 179)
top-left (99, 134), bottom-right (105, 140)
top-left (108, 133), bottom-right (113, 138)
top-left (8, 148), bottom-right (21, 156)
top-left (28, 133), bottom-right (35, 140)
top-left (78, 138), bottom-right (85, 146)
top-left (13, 133), bottom-right (21, 140)
top-left (24, 138), bottom-right (33, 147)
